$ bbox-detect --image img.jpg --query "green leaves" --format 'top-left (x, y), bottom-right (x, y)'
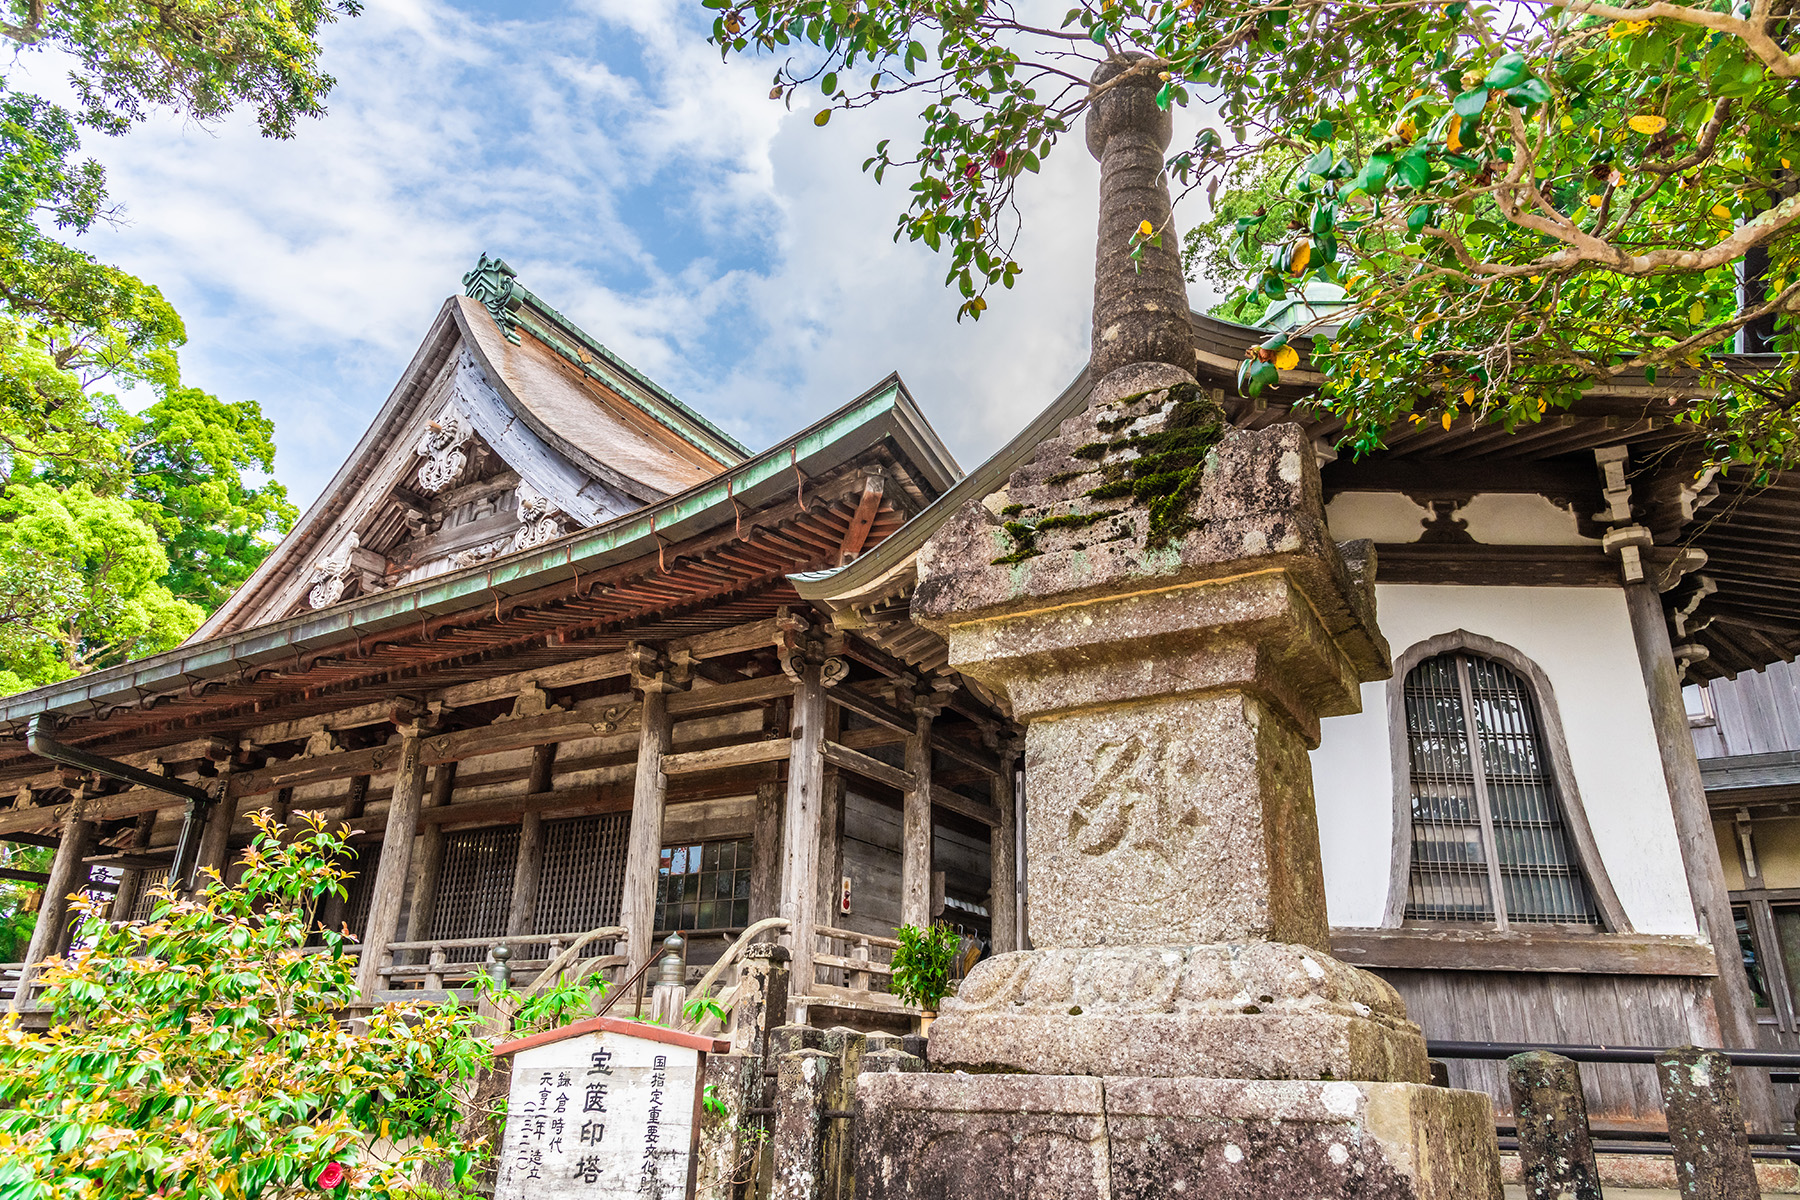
top-left (890, 922), bottom-right (963, 1011)
top-left (1483, 52), bottom-right (1528, 89)
top-left (1452, 88), bottom-right (1488, 118)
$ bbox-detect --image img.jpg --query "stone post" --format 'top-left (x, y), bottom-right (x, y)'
top-left (695, 1051), bottom-right (757, 1200)
top-left (1507, 1051), bottom-right (1601, 1200)
top-left (732, 943), bottom-right (793, 1061)
top-left (856, 51), bottom-right (1502, 1200)
top-left (773, 1047), bottom-right (841, 1200)
top-left (1657, 1046), bottom-right (1761, 1200)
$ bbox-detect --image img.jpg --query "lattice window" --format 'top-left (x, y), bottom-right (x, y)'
top-left (1403, 650), bottom-right (1598, 927)
top-left (129, 869), bottom-right (170, 922)
top-left (656, 839), bottom-right (751, 933)
top-left (429, 827), bottom-right (519, 960)
top-left (536, 813), bottom-right (630, 951)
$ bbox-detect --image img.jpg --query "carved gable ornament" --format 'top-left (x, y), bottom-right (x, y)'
top-left (306, 533), bottom-right (361, 610)
top-left (414, 404), bottom-right (474, 495)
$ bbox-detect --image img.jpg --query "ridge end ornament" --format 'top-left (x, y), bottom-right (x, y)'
top-left (462, 252), bottom-right (523, 344)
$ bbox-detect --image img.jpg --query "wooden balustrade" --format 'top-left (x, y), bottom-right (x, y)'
top-left (374, 929), bottom-right (627, 994)
top-left (809, 924), bottom-right (907, 1013)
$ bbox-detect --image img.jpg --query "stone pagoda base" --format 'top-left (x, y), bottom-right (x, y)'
top-left (855, 1072), bottom-right (1503, 1200)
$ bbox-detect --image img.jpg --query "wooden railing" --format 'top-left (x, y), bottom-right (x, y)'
top-left (376, 930), bottom-right (627, 993)
top-left (808, 924), bottom-right (904, 1012)
top-left (0, 961), bottom-right (30, 1008)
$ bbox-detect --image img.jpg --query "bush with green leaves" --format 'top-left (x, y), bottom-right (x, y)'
top-left (0, 813), bottom-right (493, 1200)
top-left (889, 922), bottom-right (962, 1012)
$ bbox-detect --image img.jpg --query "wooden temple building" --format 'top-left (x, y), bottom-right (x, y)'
top-left (5, 257), bottom-right (1800, 1129)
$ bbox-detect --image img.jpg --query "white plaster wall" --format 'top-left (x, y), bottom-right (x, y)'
top-left (1311, 583), bottom-right (1699, 936)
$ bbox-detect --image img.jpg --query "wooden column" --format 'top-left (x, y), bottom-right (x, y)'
top-left (988, 738), bottom-right (1020, 954)
top-left (1625, 580), bottom-right (1777, 1128)
top-left (315, 774), bottom-right (370, 936)
top-left (108, 811), bottom-right (157, 922)
top-left (9, 809), bottom-right (94, 1012)
top-left (900, 702), bottom-right (935, 930)
top-left (621, 687), bottom-right (673, 972)
top-left (406, 761), bottom-right (457, 945)
top-left (506, 744), bottom-right (557, 937)
top-left (781, 663), bottom-right (827, 994)
top-left (194, 768), bottom-right (240, 886)
top-left (355, 730), bottom-right (428, 996)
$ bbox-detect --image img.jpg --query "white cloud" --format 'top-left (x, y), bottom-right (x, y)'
top-left (8, 0), bottom-right (1219, 504)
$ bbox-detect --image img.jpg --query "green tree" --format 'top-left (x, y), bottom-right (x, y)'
top-left (0, 814), bottom-right (493, 1200)
top-left (706, 0), bottom-right (1800, 476)
top-left (0, 1), bottom-right (357, 692)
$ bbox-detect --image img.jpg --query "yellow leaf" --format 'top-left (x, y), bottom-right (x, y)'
top-left (1712, 203), bottom-right (1733, 219)
top-left (1288, 240), bottom-right (1313, 274)
top-left (813, 109), bottom-right (831, 127)
top-left (1138, 220), bottom-right (1154, 237)
top-left (1586, 195), bottom-right (1603, 208)
top-left (1274, 345), bottom-right (1300, 370)
top-left (1560, 112), bottom-right (1574, 131)
top-left (1410, 414), bottom-right (1426, 425)
top-left (1447, 122), bottom-right (1462, 152)
top-left (1442, 412), bottom-right (1454, 431)
top-left (1536, 398), bottom-right (1547, 413)
top-left (1690, 301), bottom-right (1706, 323)
top-left (1627, 114), bottom-right (1667, 135)
top-left (1463, 386), bottom-right (1476, 405)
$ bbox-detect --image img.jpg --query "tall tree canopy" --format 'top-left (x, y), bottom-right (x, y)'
top-left (706, 0), bottom-right (1800, 476)
top-left (0, 1), bottom-right (358, 694)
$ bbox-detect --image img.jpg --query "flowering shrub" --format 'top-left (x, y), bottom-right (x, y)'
top-left (0, 813), bottom-right (493, 1200)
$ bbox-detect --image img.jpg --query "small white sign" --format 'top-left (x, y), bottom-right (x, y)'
top-left (494, 1017), bottom-right (721, 1200)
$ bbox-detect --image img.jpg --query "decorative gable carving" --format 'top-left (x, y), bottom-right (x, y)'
top-left (307, 534), bottom-right (361, 610)
top-left (414, 404), bottom-right (474, 494)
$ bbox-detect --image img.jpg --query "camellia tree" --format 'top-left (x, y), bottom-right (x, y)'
top-left (0, 1), bottom-right (359, 694)
top-left (0, 814), bottom-right (493, 1200)
top-left (704, 0), bottom-right (1800, 477)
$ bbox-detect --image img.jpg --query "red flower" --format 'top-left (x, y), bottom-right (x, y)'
top-left (316, 1163), bottom-right (346, 1190)
top-left (963, 162), bottom-right (979, 178)
top-left (990, 149), bottom-right (1007, 169)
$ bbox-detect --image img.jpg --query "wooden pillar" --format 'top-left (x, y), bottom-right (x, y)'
top-left (10, 809), bottom-right (94, 1011)
top-left (621, 687), bottom-right (673, 972)
top-left (108, 811), bottom-right (157, 922)
top-left (506, 744), bottom-right (556, 938)
top-left (782, 663), bottom-right (827, 995)
top-left (355, 730), bottom-right (427, 996)
top-left (900, 703), bottom-right (934, 930)
top-left (316, 774), bottom-right (371, 936)
top-left (406, 761), bottom-right (457, 945)
top-left (194, 770), bottom-right (240, 886)
top-left (1625, 580), bottom-right (1777, 1128)
top-left (750, 781), bottom-right (785, 930)
top-left (988, 738), bottom-right (1020, 954)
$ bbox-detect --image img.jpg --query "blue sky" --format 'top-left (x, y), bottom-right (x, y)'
top-left (16, 0), bottom-right (1204, 509)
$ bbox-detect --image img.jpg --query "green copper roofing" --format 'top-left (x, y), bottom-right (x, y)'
top-left (461, 254), bottom-right (750, 464)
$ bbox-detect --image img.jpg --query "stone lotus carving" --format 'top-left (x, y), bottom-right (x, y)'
top-left (306, 534), bottom-right (360, 610)
top-left (414, 405), bottom-right (472, 494)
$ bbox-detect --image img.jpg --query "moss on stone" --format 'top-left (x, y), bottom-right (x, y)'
top-left (999, 503), bottom-right (1023, 518)
top-left (1076, 381), bottom-right (1224, 549)
top-left (1071, 441), bottom-right (1115, 461)
top-left (991, 519), bottom-right (1041, 566)
top-left (1045, 469), bottom-right (1093, 487)
top-left (1037, 511), bottom-right (1105, 534)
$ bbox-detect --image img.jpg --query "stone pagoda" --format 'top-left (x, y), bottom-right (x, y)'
top-left (853, 56), bottom-right (1505, 1200)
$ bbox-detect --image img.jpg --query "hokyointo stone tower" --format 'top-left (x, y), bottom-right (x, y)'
top-left (852, 56), bottom-right (1505, 1200)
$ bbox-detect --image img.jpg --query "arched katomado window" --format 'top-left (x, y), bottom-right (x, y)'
top-left (1384, 631), bottom-right (1630, 931)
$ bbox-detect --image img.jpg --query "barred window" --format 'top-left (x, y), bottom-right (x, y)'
top-left (656, 839), bottom-right (752, 932)
top-left (1403, 650), bottom-right (1599, 927)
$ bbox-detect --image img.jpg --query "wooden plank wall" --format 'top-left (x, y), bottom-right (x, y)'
top-left (1693, 658), bottom-right (1800, 759)
top-left (839, 789), bottom-right (993, 942)
top-left (1379, 968), bottom-right (1721, 1129)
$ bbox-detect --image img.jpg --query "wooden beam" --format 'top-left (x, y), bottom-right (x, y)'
top-left (821, 741), bottom-right (913, 793)
top-left (434, 650), bottom-right (633, 710)
top-left (826, 686), bottom-right (914, 734)
top-left (243, 700), bottom-right (410, 748)
top-left (930, 784), bottom-right (1000, 828)
top-left (836, 472), bottom-right (885, 565)
top-left (665, 674), bottom-right (792, 718)
top-left (230, 744), bottom-right (397, 798)
top-left (421, 702), bottom-right (639, 766)
top-left (0, 867), bottom-right (49, 884)
top-left (662, 739), bottom-right (791, 776)
top-left (1329, 927), bottom-right (1719, 977)
top-left (669, 617), bottom-right (781, 661)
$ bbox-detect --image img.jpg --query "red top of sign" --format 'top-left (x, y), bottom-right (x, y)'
top-left (494, 1014), bottom-right (731, 1058)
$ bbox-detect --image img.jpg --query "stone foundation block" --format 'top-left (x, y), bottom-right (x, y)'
top-left (854, 1072), bottom-right (1501, 1200)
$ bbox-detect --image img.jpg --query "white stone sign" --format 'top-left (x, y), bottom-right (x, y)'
top-left (494, 1016), bottom-right (725, 1200)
